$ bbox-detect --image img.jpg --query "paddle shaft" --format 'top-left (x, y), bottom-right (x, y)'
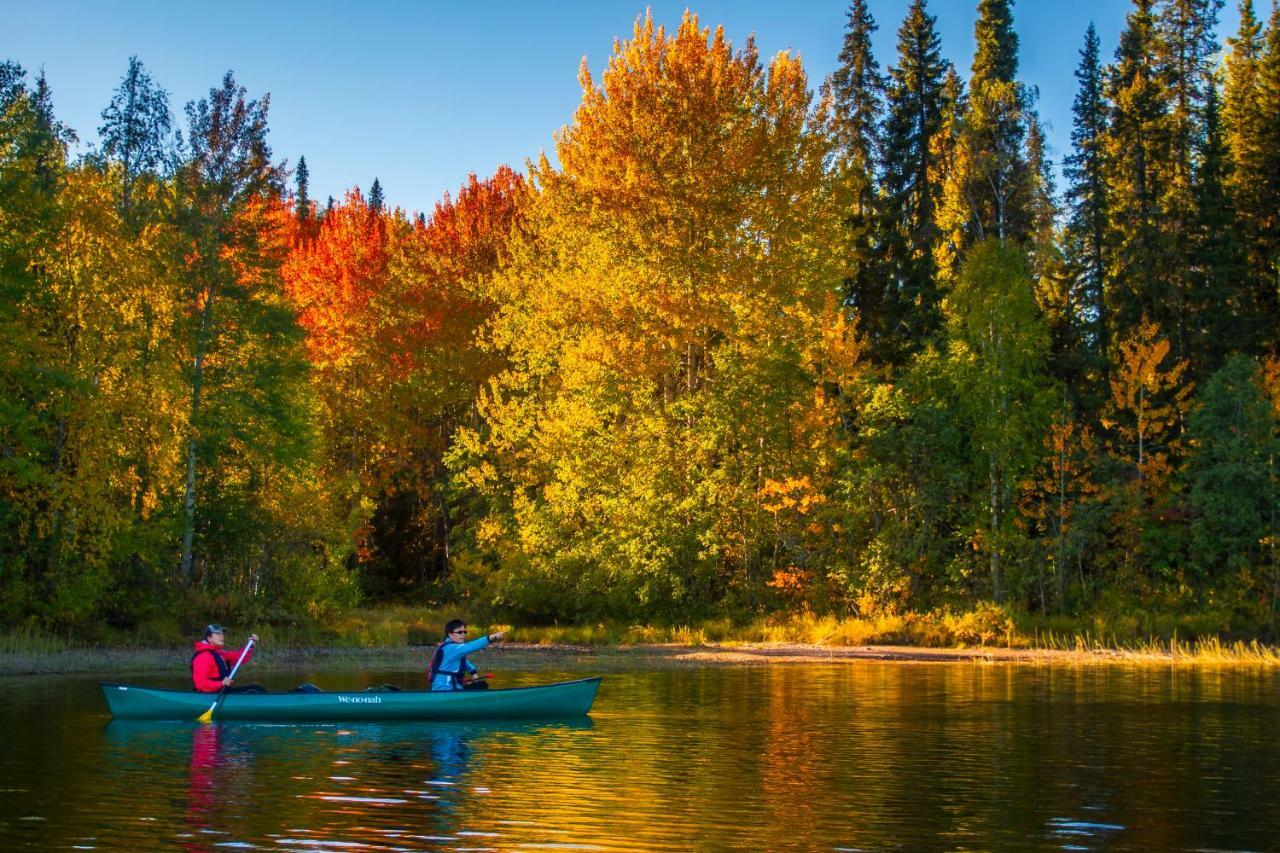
top-left (198, 638), bottom-right (255, 721)
top-left (223, 638), bottom-right (255, 683)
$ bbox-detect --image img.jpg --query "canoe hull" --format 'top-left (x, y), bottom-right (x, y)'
top-left (101, 678), bottom-right (601, 722)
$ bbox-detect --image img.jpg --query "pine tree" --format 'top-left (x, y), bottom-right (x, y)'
top-left (1064, 23), bottom-right (1111, 391)
top-left (98, 56), bottom-right (172, 218)
top-left (828, 0), bottom-right (884, 355)
top-left (368, 177), bottom-right (384, 213)
top-left (872, 0), bottom-right (949, 364)
top-left (295, 155), bottom-right (310, 220)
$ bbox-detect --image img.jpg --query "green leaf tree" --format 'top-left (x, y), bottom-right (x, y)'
top-left (1186, 355), bottom-right (1279, 588)
top-left (943, 239), bottom-right (1053, 602)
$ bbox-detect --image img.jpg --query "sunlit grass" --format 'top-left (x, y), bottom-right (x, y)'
top-left (1030, 629), bottom-right (1280, 663)
top-left (3, 604), bottom-right (1278, 669)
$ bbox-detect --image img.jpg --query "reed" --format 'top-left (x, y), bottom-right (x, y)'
top-left (0, 626), bottom-right (72, 656)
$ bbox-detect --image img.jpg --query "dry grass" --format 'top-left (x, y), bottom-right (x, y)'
top-left (4, 605), bottom-right (1279, 673)
top-left (1031, 629), bottom-right (1280, 664)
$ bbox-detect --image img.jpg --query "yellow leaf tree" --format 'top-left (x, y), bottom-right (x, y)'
top-left (451, 12), bottom-right (853, 617)
top-left (1101, 316), bottom-right (1193, 588)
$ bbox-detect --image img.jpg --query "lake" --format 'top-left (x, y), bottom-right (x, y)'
top-left (1, 660), bottom-right (1277, 850)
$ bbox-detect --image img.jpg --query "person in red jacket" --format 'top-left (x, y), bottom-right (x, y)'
top-left (191, 624), bottom-right (262, 693)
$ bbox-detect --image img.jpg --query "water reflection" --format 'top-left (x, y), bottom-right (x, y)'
top-left (184, 724), bottom-right (217, 845)
top-left (103, 717), bottom-right (594, 851)
top-left (1, 665), bottom-right (1277, 850)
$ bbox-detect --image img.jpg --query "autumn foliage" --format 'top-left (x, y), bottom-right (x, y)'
top-left (2, 1), bottom-right (1279, 632)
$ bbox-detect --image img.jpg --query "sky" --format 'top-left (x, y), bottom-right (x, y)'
top-left (6, 1), bottom-right (1243, 217)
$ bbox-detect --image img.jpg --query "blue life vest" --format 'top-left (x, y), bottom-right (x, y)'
top-left (428, 642), bottom-right (469, 690)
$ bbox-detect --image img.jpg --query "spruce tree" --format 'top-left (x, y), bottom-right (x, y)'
top-left (29, 69), bottom-right (75, 194)
top-left (830, 0), bottom-right (883, 171)
top-left (974, 0), bottom-right (1019, 83)
top-left (828, 0), bottom-right (885, 352)
top-left (295, 154), bottom-right (310, 219)
top-left (1191, 77), bottom-right (1251, 367)
top-left (954, 0), bottom-right (1033, 246)
top-left (99, 56), bottom-right (172, 218)
top-left (1156, 0), bottom-right (1222, 189)
top-left (1025, 113), bottom-right (1069, 361)
top-left (872, 0), bottom-right (949, 364)
top-left (1151, 0), bottom-right (1226, 377)
top-left (1103, 0), bottom-right (1174, 356)
top-left (1064, 23), bottom-right (1111, 390)
top-left (369, 177), bottom-right (384, 213)
top-left (1253, 0), bottom-right (1280, 338)
top-left (1223, 0), bottom-right (1265, 247)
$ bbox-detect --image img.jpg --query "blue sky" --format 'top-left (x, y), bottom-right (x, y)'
top-left (7, 1), bottom-right (1241, 216)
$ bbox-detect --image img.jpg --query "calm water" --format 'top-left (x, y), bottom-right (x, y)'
top-left (1, 661), bottom-right (1278, 851)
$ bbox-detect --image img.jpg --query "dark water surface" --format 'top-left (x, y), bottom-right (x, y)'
top-left (1, 662), bottom-right (1278, 851)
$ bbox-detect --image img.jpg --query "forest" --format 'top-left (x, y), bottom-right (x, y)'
top-left (1, 0), bottom-right (1277, 637)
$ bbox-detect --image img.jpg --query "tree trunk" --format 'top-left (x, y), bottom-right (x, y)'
top-left (180, 304), bottom-right (210, 583)
top-left (990, 459), bottom-right (1002, 602)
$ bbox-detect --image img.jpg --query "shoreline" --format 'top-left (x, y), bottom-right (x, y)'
top-left (0, 640), bottom-right (1261, 678)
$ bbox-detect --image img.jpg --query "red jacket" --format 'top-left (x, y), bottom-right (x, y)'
top-left (191, 640), bottom-right (254, 693)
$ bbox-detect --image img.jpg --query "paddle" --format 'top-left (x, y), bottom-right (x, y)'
top-left (463, 673), bottom-right (495, 687)
top-left (196, 638), bottom-right (255, 723)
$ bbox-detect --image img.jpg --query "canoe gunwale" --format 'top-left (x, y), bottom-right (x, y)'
top-left (99, 676), bottom-right (602, 697)
top-left (100, 676), bottom-right (601, 721)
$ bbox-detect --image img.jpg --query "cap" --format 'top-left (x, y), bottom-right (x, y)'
top-left (204, 623), bottom-right (225, 638)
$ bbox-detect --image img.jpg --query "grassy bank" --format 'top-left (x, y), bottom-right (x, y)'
top-left (5, 604), bottom-right (1280, 675)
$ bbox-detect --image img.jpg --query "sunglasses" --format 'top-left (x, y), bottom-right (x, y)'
top-left (450, 629), bottom-right (468, 635)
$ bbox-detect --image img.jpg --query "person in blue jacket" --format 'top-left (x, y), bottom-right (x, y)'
top-left (429, 620), bottom-right (506, 691)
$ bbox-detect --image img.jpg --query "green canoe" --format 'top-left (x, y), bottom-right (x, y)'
top-left (100, 677), bottom-right (601, 722)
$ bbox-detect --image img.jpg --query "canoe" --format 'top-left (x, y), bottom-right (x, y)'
top-left (100, 677), bottom-right (601, 722)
